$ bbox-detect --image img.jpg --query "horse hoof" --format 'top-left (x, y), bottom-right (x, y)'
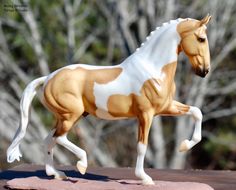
top-left (54, 171), bottom-right (68, 180)
top-left (142, 179), bottom-right (155, 185)
top-left (77, 161), bottom-right (87, 175)
top-left (179, 139), bottom-right (190, 152)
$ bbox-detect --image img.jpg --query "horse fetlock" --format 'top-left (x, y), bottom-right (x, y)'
top-left (142, 178), bottom-right (155, 185)
top-left (135, 168), bottom-right (141, 178)
top-left (135, 169), bottom-right (154, 185)
top-left (54, 171), bottom-right (68, 180)
top-left (80, 150), bottom-right (87, 162)
top-left (135, 168), bottom-right (145, 179)
top-left (45, 164), bottom-right (55, 174)
top-left (46, 165), bottom-right (67, 179)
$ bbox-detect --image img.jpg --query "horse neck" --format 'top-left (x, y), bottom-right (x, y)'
top-left (127, 21), bottom-right (181, 79)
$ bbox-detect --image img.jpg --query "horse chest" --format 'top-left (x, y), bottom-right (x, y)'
top-left (140, 78), bottom-right (175, 111)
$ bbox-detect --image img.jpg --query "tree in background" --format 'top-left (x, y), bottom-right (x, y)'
top-left (1, 0), bottom-right (236, 170)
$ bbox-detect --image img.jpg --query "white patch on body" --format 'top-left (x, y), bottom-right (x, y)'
top-left (94, 20), bottom-right (181, 112)
top-left (43, 19), bottom-right (184, 120)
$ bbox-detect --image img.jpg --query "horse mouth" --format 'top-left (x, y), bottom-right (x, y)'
top-left (194, 67), bottom-right (209, 78)
top-left (191, 56), bottom-right (210, 78)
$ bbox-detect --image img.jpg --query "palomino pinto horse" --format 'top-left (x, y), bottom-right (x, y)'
top-left (7, 15), bottom-right (211, 185)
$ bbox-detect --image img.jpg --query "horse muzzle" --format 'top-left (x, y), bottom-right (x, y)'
top-left (195, 67), bottom-right (210, 78)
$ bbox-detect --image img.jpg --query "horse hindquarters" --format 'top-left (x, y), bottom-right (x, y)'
top-left (43, 72), bottom-right (88, 178)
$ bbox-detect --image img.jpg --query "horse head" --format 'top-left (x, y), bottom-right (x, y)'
top-left (178, 14), bottom-right (212, 78)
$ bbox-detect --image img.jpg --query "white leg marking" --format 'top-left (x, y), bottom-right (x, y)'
top-left (56, 134), bottom-right (87, 175)
top-left (135, 142), bottom-right (154, 185)
top-left (179, 106), bottom-right (202, 152)
top-left (44, 130), bottom-right (67, 179)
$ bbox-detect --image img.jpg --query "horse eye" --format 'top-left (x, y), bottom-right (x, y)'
top-left (197, 37), bottom-right (205, 43)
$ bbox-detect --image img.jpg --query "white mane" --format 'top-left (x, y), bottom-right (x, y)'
top-left (136, 18), bottom-right (185, 52)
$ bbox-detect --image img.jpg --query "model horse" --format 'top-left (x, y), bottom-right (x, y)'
top-left (7, 15), bottom-right (211, 185)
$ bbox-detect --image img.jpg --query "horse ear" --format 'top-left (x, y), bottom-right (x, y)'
top-left (200, 14), bottom-right (212, 26)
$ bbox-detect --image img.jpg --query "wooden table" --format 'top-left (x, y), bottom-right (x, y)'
top-left (0, 164), bottom-right (236, 190)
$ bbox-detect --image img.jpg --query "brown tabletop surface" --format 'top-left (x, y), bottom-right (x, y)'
top-left (0, 164), bottom-right (236, 190)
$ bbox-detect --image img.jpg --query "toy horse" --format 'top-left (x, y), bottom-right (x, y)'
top-left (7, 15), bottom-right (211, 185)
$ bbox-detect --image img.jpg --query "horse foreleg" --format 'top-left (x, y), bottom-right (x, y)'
top-left (162, 100), bottom-right (202, 152)
top-left (179, 106), bottom-right (202, 152)
top-left (135, 110), bottom-right (154, 185)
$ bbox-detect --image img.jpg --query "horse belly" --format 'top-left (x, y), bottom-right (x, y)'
top-left (88, 93), bottom-right (133, 120)
top-left (109, 94), bottom-right (134, 115)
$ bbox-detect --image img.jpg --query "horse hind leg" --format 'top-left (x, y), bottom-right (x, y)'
top-left (56, 132), bottom-right (87, 175)
top-left (54, 113), bottom-right (88, 175)
top-left (44, 129), bottom-right (67, 179)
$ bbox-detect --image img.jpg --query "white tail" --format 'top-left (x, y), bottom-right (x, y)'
top-left (7, 76), bottom-right (47, 163)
